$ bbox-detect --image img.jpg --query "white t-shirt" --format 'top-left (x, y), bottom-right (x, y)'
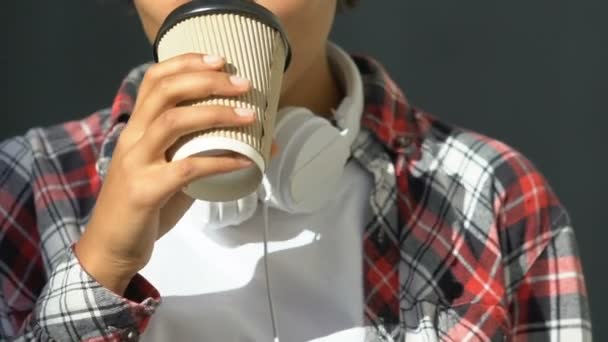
top-left (140, 158), bottom-right (373, 341)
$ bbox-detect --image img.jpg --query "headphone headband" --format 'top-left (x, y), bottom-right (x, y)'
top-left (327, 43), bottom-right (364, 149)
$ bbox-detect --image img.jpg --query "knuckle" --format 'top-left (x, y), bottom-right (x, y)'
top-left (176, 158), bottom-right (197, 179)
top-left (184, 53), bottom-right (204, 67)
top-left (196, 74), bottom-right (214, 92)
top-left (157, 76), bottom-right (173, 92)
top-left (156, 77), bottom-right (178, 102)
top-left (144, 64), bottom-right (162, 82)
top-left (158, 110), bottom-right (181, 131)
top-left (205, 108), bottom-right (225, 127)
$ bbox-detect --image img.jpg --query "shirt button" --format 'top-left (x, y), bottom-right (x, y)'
top-left (125, 329), bottom-right (139, 341)
top-left (396, 136), bottom-right (412, 147)
top-left (396, 135), bottom-right (417, 156)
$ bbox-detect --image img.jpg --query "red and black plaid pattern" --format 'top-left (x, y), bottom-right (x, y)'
top-left (353, 57), bottom-right (591, 341)
top-left (0, 66), bottom-right (159, 341)
top-left (0, 56), bottom-right (591, 341)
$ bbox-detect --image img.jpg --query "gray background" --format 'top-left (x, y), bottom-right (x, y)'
top-left (1, 0), bottom-right (605, 338)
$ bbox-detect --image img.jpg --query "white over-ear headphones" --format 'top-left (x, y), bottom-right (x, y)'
top-left (195, 43), bottom-right (364, 229)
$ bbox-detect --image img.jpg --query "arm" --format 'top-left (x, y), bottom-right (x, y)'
top-left (0, 135), bottom-right (159, 341)
top-left (496, 151), bottom-right (592, 341)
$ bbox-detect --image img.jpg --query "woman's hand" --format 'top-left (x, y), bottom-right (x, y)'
top-left (75, 53), bottom-right (257, 295)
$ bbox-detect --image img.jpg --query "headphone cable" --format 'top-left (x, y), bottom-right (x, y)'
top-left (262, 176), bottom-right (281, 342)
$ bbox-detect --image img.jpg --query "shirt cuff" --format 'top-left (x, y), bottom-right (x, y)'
top-left (34, 246), bottom-right (160, 341)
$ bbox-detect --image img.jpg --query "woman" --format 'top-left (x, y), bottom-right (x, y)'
top-left (0, 0), bottom-right (591, 340)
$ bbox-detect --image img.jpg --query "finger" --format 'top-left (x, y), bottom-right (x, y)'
top-left (271, 140), bottom-right (279, 159)
top-left (136, 53), bottom-right (225, 109)
top-left (131, 71), bottom-right (251, 129)
top-left (137, 106), bottom-right (256, 161)
top-left (153, 154), bottom-right (254, 202)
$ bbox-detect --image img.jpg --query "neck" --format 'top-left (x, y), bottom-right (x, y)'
top-left (279, 48), bottom-right (342, 118)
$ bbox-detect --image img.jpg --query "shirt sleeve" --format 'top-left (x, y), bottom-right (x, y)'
top-left (496, 150), bottom-right (593, 341)
top-left (0, 136), bottom-right (160, 341)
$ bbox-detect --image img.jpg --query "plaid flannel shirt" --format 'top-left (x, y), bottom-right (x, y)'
top-left (0, 56), bottom-right (591, 341)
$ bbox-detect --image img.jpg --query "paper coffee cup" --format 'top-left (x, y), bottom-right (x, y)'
top-left (153, 0), bottom-right (291, 202)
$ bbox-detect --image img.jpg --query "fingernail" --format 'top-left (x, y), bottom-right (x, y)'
top-left (271, 142), bottom-right (279, 158)
top-left (238, 156), bottom-right (253, 166)
top-left (203, 54), bottom-right (222, 65)
top-left (234, 107), bottom-right (255, 117)
top-left (230, 75), bottom-right (250, 87)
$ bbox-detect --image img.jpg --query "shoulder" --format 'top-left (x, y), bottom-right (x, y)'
top-left (1, 109), bottom-right (111, 175)
top-left (27, 109), bottom-right (111, 160)
top-left (411, 110), bottom-right (560, 212)
top-left (402, 111), bottom-right (570, 297)
top-left (0, 109), bottom-right (111, 221)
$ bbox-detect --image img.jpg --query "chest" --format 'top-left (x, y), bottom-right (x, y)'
top-left (139, 161), bottom-right (374, 341)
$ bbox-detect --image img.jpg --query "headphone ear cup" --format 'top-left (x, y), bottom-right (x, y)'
top-left (261, 107), bottom-right (349, 213)
top-left (287, 126), bottom-right (349, 212)
top-left (267, 108), bottom-right (313, 197)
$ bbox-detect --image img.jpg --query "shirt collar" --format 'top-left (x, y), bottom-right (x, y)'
top-left (351, 55), bottom-right (420, 157)
top-left (97, 54), bottom-right (419, 177)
